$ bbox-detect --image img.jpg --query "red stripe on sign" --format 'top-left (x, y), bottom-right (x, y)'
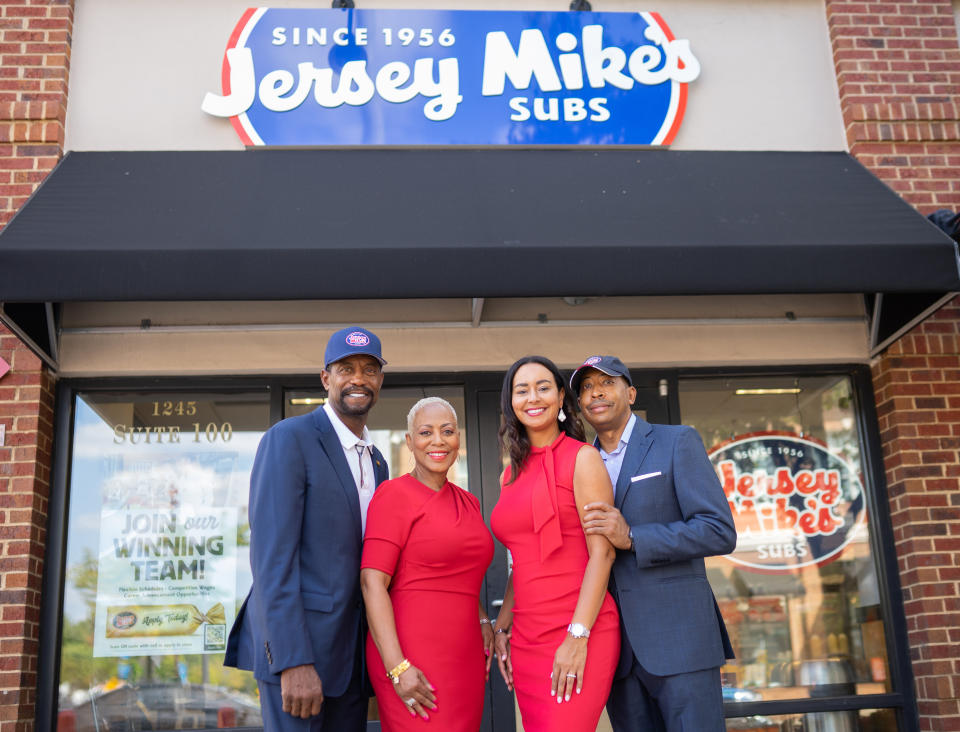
top-left (649, 12), bottom-right (688, 147)
top-left (223, 7), bottom-right (258, 147)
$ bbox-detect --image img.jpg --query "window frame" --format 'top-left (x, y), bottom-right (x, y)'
top-left (37, 364), bottom-right (917, 732)
top-left (675, 364), bottom-right (917, 731)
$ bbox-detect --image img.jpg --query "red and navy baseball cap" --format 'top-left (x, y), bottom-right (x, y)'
top-left (324, 327), bottom-right (387, 369)
top-left (569, 355), bottom-right (633, 393)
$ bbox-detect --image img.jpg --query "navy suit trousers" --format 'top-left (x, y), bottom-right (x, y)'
top-left (258, 638), bottom-right (367, 732)
top-left (607, 658), bottom-right (725, 732)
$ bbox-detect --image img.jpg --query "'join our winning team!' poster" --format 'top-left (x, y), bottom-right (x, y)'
top-left (92, 452), bottom-right (240, 658)
top-left (94, 503), bottom-right (238, 657)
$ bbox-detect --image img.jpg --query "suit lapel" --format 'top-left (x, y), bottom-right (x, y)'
top-left (312, 407), bottom-right (363, 539)
top-left (615, 418), bottom-right (655, 510)
top-left (372, 447), bottom-right (389, 488)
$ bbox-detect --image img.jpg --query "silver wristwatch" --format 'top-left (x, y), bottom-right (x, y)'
top-left (567, 622), bottom-right (590, 639)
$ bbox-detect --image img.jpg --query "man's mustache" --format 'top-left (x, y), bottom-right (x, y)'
top-left (341, 387), bottom-right (374, 398)
top-left (587, 399), bottom-right (613, 408)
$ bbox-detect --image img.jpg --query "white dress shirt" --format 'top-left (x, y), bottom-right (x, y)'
top-left (323, 402), bottom-right (376, 534)
top-left (598, 413), bottom-right (637, 497)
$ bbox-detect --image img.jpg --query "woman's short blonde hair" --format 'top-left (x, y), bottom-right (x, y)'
top-left (406, 397), bottom-right (459, 434)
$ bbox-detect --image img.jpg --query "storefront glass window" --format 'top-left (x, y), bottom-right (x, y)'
top-left (680, 376), bottom-right (893, 707)
top-left (58, 391), bottom-right (270, 729)
top-left (286, 386), bottom-right (468, 487)
top-left (726, 708), bottom-right (897, 730)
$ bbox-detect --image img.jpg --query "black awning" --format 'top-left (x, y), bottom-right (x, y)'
top-left (0, 149), bottom-right (957, 301)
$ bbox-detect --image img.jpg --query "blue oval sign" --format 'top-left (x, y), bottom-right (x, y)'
top-left (201, 9), bottom-right (700, 146)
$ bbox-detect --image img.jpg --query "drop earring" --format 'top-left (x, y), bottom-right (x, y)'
top-left (558, 407), bottom-right (567, 423)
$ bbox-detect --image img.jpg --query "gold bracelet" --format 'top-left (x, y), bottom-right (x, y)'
top-left (386, 658), bottom-right (411, 684)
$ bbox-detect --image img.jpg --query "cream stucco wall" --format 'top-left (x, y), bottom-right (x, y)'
top-left (58, 295), bottom-right (869, 376)
top-left (64, 0), bottom-right (845, 152)
top-left (56, 320), bottom-right (870, 376)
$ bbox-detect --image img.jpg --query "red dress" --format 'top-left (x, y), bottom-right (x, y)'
top-left (362, 474), bottom-right (495, 731)
top-left (490, 433), bottom-right (620, 732)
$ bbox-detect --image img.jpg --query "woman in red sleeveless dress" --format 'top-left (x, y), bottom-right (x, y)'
top-left (361, 398), bottom-right (495, 730)
top-left (490, 356), bottom-right (620, 731)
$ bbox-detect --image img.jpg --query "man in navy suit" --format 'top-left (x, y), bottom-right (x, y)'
top-left (225, 327), bottom-right (390, 730)
top-left (573, 355), bottom-right (736, 732)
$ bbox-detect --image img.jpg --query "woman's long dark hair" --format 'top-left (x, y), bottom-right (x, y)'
top-left (499, 355), bottom-right (585, 485)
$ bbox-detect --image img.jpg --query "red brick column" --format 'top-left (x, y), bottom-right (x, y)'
top-left (826, 0), bottom-right (960, 728)
top-left (0, 1), bottom-right (72, 730)
top-left (0, 1), bottom-right (71, 227)
top-left (0, 324), bottom-right (55, 732)
top-left (870, 299), bottom-right (960, 730)
top-left (827, 0), bottom-right (960, 213)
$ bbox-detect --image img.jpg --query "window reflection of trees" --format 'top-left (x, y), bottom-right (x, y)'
top-left (59, 393), bottom-right (267, 730)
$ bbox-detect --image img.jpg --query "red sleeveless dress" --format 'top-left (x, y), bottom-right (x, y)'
top-left (490, 433), bottom-right (620, 731)
top-left (362, 474), bottom-right (494, 732)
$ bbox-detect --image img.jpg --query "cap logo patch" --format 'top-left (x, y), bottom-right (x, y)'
top-left (585, 356), bottom-right (601, 366)
top-left (346, 331), bottom-right (370, 347)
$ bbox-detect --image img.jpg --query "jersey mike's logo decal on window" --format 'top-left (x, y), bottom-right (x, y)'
top-left (708, 433), bottom-right (867, 573)
top-left (112, 611), bottom-right (137, 630)
top-left (201, 8), bottom-right (699, 146)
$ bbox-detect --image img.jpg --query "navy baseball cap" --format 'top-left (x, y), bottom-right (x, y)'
top-left (569, 355), bottom-right (633, 393)
top-left (324, 327), bottom-right (387, 369)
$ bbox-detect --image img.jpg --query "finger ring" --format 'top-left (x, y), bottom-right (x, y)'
top-left (566, 673), bottom-right (577, 678)
top-left (405, 698), bottom-right (416, 707)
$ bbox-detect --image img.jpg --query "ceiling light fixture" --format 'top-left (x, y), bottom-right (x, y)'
top-left (735, 388), bottom-right (802, 396)
top-left (289, 397), bottom-right (327, 405)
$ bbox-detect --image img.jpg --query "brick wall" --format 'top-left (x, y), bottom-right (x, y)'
top-left (0, 1), bottom-right (71, 730)
top-left (826, 0), bottom-right (960, 728)
top-left (0, 324), bottom-right (55, 732)
top-left (0, 0), bottom-right (72, 226)
top-left (871, 299), bottom-right (960, 731)
top-left (826, 0), bottom-right (960, 213)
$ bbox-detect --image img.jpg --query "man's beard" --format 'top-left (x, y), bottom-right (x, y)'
top-left (332, 388), bottom-right (375, 417)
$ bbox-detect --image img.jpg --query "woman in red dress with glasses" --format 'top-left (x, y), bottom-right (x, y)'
top-left (490, 356), bottom-right (620, 731)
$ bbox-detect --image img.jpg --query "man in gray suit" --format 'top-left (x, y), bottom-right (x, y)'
top-left (572, 355), bottom-right (736, 732)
